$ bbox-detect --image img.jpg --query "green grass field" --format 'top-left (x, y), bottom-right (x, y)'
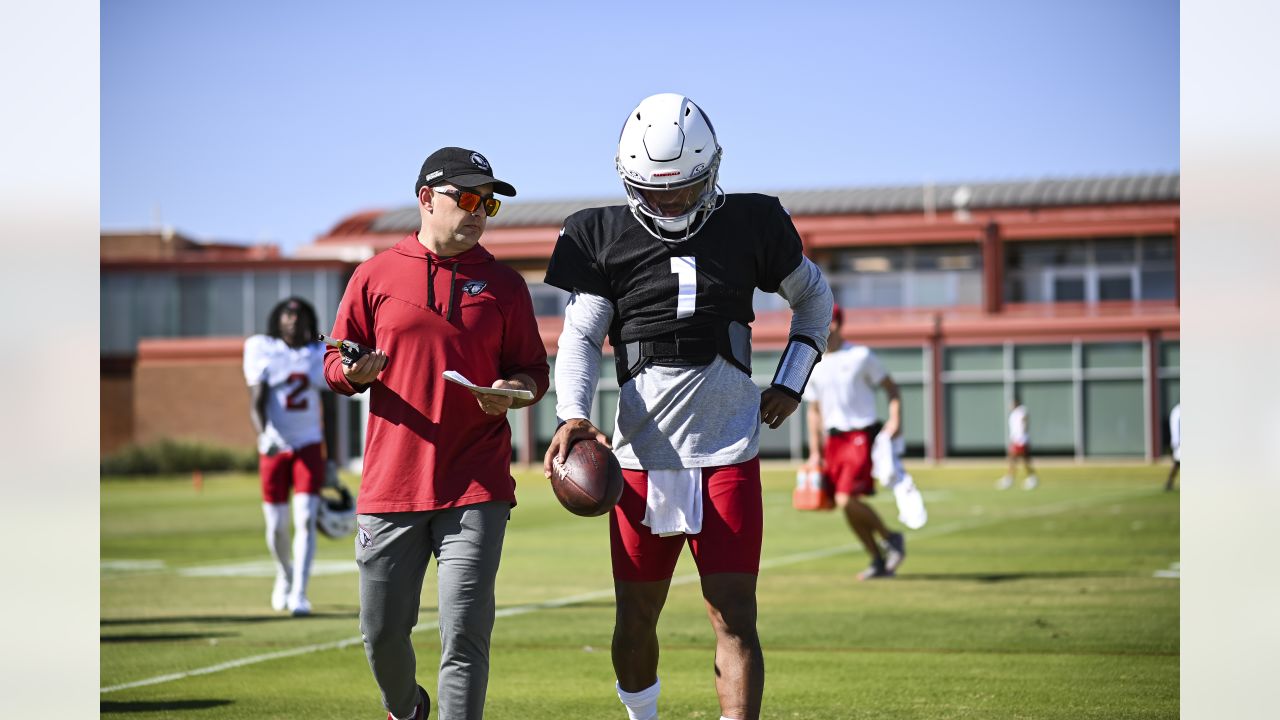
top-left (101, 463), bottom-right (1179, 719)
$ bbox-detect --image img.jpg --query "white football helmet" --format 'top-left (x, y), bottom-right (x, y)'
top-left (316, 483), bottom-right (357, 539)
top-left (616, 93), bottom-right (724, 241)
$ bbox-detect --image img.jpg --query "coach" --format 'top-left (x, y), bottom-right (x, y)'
top-left (325, 147), bottom-right (549, 720)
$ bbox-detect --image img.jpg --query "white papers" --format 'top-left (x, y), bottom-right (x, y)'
top-left (442, 370), bottom-right (534, 400)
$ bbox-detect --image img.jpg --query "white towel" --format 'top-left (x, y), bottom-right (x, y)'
top-left (893, 473), bottom-right (928, 530)
top-left (871, 433), bottom-right (928, 529)
top-left (871, 432), bottom-right (906, 487)
top-left (642, 468), bottom-right (702, 536)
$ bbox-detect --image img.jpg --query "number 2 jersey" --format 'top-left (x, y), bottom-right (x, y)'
top-left (243, 335), bottom-right (327, 453)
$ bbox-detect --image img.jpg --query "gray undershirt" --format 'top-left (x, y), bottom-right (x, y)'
top-left (555, 257), bottom-right (833, 470)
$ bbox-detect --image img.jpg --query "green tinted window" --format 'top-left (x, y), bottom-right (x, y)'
top-left (1160, 341), bottom-right (1179, 369)
top-left (1084, 380), bottom-right (1144, 455)
top-left (945, 382), bottom-right (1006, 454)
top-left (871, 347), bottom-right (924, 376)
top-left (1161, 379), bottom-right (1179, 414)
top-left (1014, 344), bottom-right (1072, 371)
top-left (945, 346), bottom-right (1003, 372)
top-left (596, 390), bottom-right (618, 437)
top-left (253, 272), bottom-right (284, 333)
top-left (508, 405), bottom-right (527, 456)
top-left (758, 418), bottom-right (793, 458)
top-left (534, 390), bottom-right (560, 451)
top-left (1083, 342), bottom-right (1143, 369)
top-left (1015, 381), bottom-right (1074, 453)
top-left (752, 351), bottom-right (782, 380)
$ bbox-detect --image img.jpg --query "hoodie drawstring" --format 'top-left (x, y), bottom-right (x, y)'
top-left (426, 254), bottom-right (459, 322)
top-left (427, 255), bottom-right (436, 312)
top-left (446, 263), bottom-right (458, 322)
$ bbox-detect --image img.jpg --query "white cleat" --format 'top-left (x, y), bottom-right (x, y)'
top-left (271, 576), bottom-right (291, 612)
top-left (995, 475), bottom-right (1013, 491)
top-left (287, 595), bottom-right (312, 617)
top-left (1023, 475), bottom-right (1039, 490)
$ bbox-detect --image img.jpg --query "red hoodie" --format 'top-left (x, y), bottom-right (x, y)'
top-left (325, 234), bottom-right (549, 513)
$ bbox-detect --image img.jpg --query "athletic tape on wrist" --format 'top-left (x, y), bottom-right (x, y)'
top-left (770, 335), bottom-right (821, 402)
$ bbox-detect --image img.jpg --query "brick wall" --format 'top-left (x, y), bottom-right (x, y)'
top-left (101, 374), bottom-right (135, 455)
top-left (133, 338), bottom-right (257, 451)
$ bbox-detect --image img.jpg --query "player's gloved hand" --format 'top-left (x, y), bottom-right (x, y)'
top-left (759, 387), bottom-right (801, 429)
top-left (543, 418), bottom-right (610, 479)
top-left (324, 459), bottom-right (341, 488)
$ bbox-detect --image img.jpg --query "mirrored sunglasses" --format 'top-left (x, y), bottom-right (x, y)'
top-left (434, 187), bottom-right (502, 217)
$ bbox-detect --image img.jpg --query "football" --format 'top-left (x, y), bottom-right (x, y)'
top-left (550, 439), bottom-right (625, 517)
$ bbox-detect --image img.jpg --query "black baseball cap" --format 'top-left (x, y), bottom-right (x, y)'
top-left (416, 147), bottom-right (517, 197)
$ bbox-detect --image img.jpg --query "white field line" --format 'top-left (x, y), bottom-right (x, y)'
top-left (100, 560), bottom-right (167, 572)
top-left (102, 559), bottom-right (359, 579)
top-left (101, 488), bottom-right (1153, 694)
top-left (178, 559), bottom-right (358, 578)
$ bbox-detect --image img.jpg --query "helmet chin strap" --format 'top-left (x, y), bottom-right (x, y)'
top-left (655, 216), bottom-right (692, 232)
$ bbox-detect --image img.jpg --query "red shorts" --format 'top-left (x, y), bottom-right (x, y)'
top-left (259, 443), bottom-right (324, 503)
top-left (824, 430), bottom-right (875, 497)
top-left (609, 457), bottom-right (762, 582)
top-left (1009, 442), bottom-right (1029, 458)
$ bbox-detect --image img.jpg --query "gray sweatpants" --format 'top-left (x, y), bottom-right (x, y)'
top-left (356, 501), bottom-right (509, 720)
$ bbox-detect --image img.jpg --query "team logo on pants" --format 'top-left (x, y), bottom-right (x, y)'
top-left (356, 524), bottom-right (373, 549)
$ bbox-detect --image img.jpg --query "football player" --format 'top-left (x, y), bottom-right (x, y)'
top-left (804, 303), bottom-right (908, 580)
top-left (1165, 402), bottom-right (1180, 491)
top-left (998, 397), bottom-right (1039, 490)
top-left (543, 93), bottom-right (833, 720)
top-left (243, 296), bottom-right (329, 617)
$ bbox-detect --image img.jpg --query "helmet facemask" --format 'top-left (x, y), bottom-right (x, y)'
top-left (620, 156), bottom-right (723, 240)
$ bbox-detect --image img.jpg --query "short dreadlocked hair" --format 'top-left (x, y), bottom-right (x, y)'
top-left (266, 296), bottom-right (318, 342)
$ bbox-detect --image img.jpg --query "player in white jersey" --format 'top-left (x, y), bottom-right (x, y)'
top-left (244, 296), bottom-right (330, 616)
top-left (1164, 403), bottom-right (1180, 491)
top-left (997, 398), bottom-right (1038, 490)
top-left (804, 304), bottom-right (907, 580)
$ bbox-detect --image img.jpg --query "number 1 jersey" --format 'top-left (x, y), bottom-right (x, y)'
top-left (243, 335), bottom-right (327, 452)
top-left (543, 194), bottom-right (804, 345)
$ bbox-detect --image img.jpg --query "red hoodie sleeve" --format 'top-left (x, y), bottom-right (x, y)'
top-left (324, 266), bottom-right (377, 396)
top-left (500, 273), bottom-right (550, 403)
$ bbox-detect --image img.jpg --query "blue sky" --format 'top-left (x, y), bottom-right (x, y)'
top-left (101, 0), bottom-right (1178, 253)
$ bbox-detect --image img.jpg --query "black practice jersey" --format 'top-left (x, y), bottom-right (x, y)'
top-left (544, 194), bottom-right (804, 344)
